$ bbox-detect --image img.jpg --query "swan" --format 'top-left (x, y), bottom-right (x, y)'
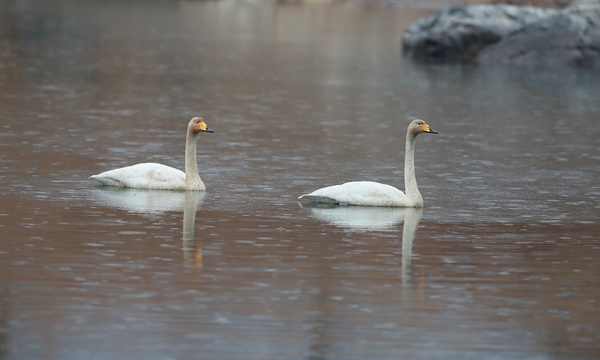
top-left (299, 119), bottom-right (437, 207)
top-left (89, 117), bottom-right (214, 191)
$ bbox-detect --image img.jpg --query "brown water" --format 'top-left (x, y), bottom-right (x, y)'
top-left (1, 1), bottom-right (599, 359)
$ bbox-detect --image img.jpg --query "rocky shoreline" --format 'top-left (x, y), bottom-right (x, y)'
top-left (402, 0), bottom-right (600, 68)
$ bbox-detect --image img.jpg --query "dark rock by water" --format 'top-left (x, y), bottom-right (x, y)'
top-left (402, 0), bottom-right (600, 68)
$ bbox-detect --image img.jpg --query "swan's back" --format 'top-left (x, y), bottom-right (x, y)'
top-left (299, 181), bottom-right (411, 207)
top-left (90, 163), bottom-right (186, 190)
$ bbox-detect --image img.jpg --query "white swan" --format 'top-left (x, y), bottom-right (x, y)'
top-left (299, 119), bottom-right (438, 207)
top-left (89, 117), bottom-right (214, 191)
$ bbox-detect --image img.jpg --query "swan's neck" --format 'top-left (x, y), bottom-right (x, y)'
top-left (404, 132), bottom-right (423, 207)
top-left (185, 131), bottom-right (205, 190)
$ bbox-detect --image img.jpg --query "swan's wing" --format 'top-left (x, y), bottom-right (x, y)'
top-left (90, 163), bottom-right (186, 190)
top-left (299, 181), bottom-right (409, 207)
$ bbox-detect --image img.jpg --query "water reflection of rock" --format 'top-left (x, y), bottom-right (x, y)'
top-left (90, 188), bottom-right (204, 267)
top-left (303, 205), bottom-right (422, 282)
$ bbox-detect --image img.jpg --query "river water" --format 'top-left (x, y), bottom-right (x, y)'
top-left (1, 1), bottom-right (599, 359)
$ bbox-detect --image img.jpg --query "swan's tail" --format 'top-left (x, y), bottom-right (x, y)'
top-left (298, 194), bottom-right (338, 204)
top-left (89, 175), bottom-right (124, 187)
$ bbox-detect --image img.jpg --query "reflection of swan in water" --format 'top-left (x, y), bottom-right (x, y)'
top-left (90, 188), bottom-right (204, 267)
top-left (90, 187), bottom-right (205, 215)
top-left (182, 191), bottom-right (203, 268)
top-left (400, 208), bottom-right (422, 283)
top-left (303, 204), bottom-right (408, 232)
top-left (304, 205), bottom-right (422, 281)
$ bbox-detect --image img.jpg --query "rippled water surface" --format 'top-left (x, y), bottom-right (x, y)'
top-left (1, 2), bottom-right (599, 359)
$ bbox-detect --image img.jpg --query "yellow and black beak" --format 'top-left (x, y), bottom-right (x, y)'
top-left (422, 124), bottom-right (438, 134)
top-left (199, 122), bottom-right (214, 133)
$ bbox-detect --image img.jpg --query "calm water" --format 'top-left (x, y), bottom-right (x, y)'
top-left (1, 1), bottom-right (599, 359)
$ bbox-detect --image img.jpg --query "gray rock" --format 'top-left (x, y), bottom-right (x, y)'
top-left (402, 0), bottom-right (600, 68)
top-left (478, 1), bottom-right (600, 67)
top-left (402, 5), bottom-right (557, 63)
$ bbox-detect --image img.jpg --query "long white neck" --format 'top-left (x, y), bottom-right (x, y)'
top-left (404, 131), bottom-right (423, 207)
top-left (184, 131), bottom-right (205, 190)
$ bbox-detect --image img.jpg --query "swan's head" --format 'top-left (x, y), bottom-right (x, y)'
top-left (189, 117), bottom-right (214, 135)
top-left (410, 119), bottom-right (438, 135)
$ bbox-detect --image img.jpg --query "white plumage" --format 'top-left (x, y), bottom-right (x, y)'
top-left (299, 119), bottom-right (438, 207)
top-left (300, 181), bottom-right (409, 207)
top-left (90, 163), bottom-right (187, 190)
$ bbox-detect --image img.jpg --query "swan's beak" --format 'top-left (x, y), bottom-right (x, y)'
top-left (203, 127), bottom-right (214, 133)
top-left (423, 124), bottom-right (438, 134)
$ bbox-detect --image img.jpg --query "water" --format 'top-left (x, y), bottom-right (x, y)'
top-left (1, 1), bottom-right (599, 359)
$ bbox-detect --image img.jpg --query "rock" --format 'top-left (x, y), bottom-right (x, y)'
top-left (402, 5), bottom-right (557, 63)
top-left (491, 0), bottom-right (572, 8)
top-left (402, 0), bottom-right (600, 68)
top-left (478, 0), bottom-right (600, 67)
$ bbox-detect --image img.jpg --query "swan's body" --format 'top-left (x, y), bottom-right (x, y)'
top-left (300, 181), bottom-right (411, 207)
top-left (299, 119), bottom-right (437, 207)
top-left (90, 117), bottom-right (213, 191)
top-left (90, 163), bottom-right (190, 190)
